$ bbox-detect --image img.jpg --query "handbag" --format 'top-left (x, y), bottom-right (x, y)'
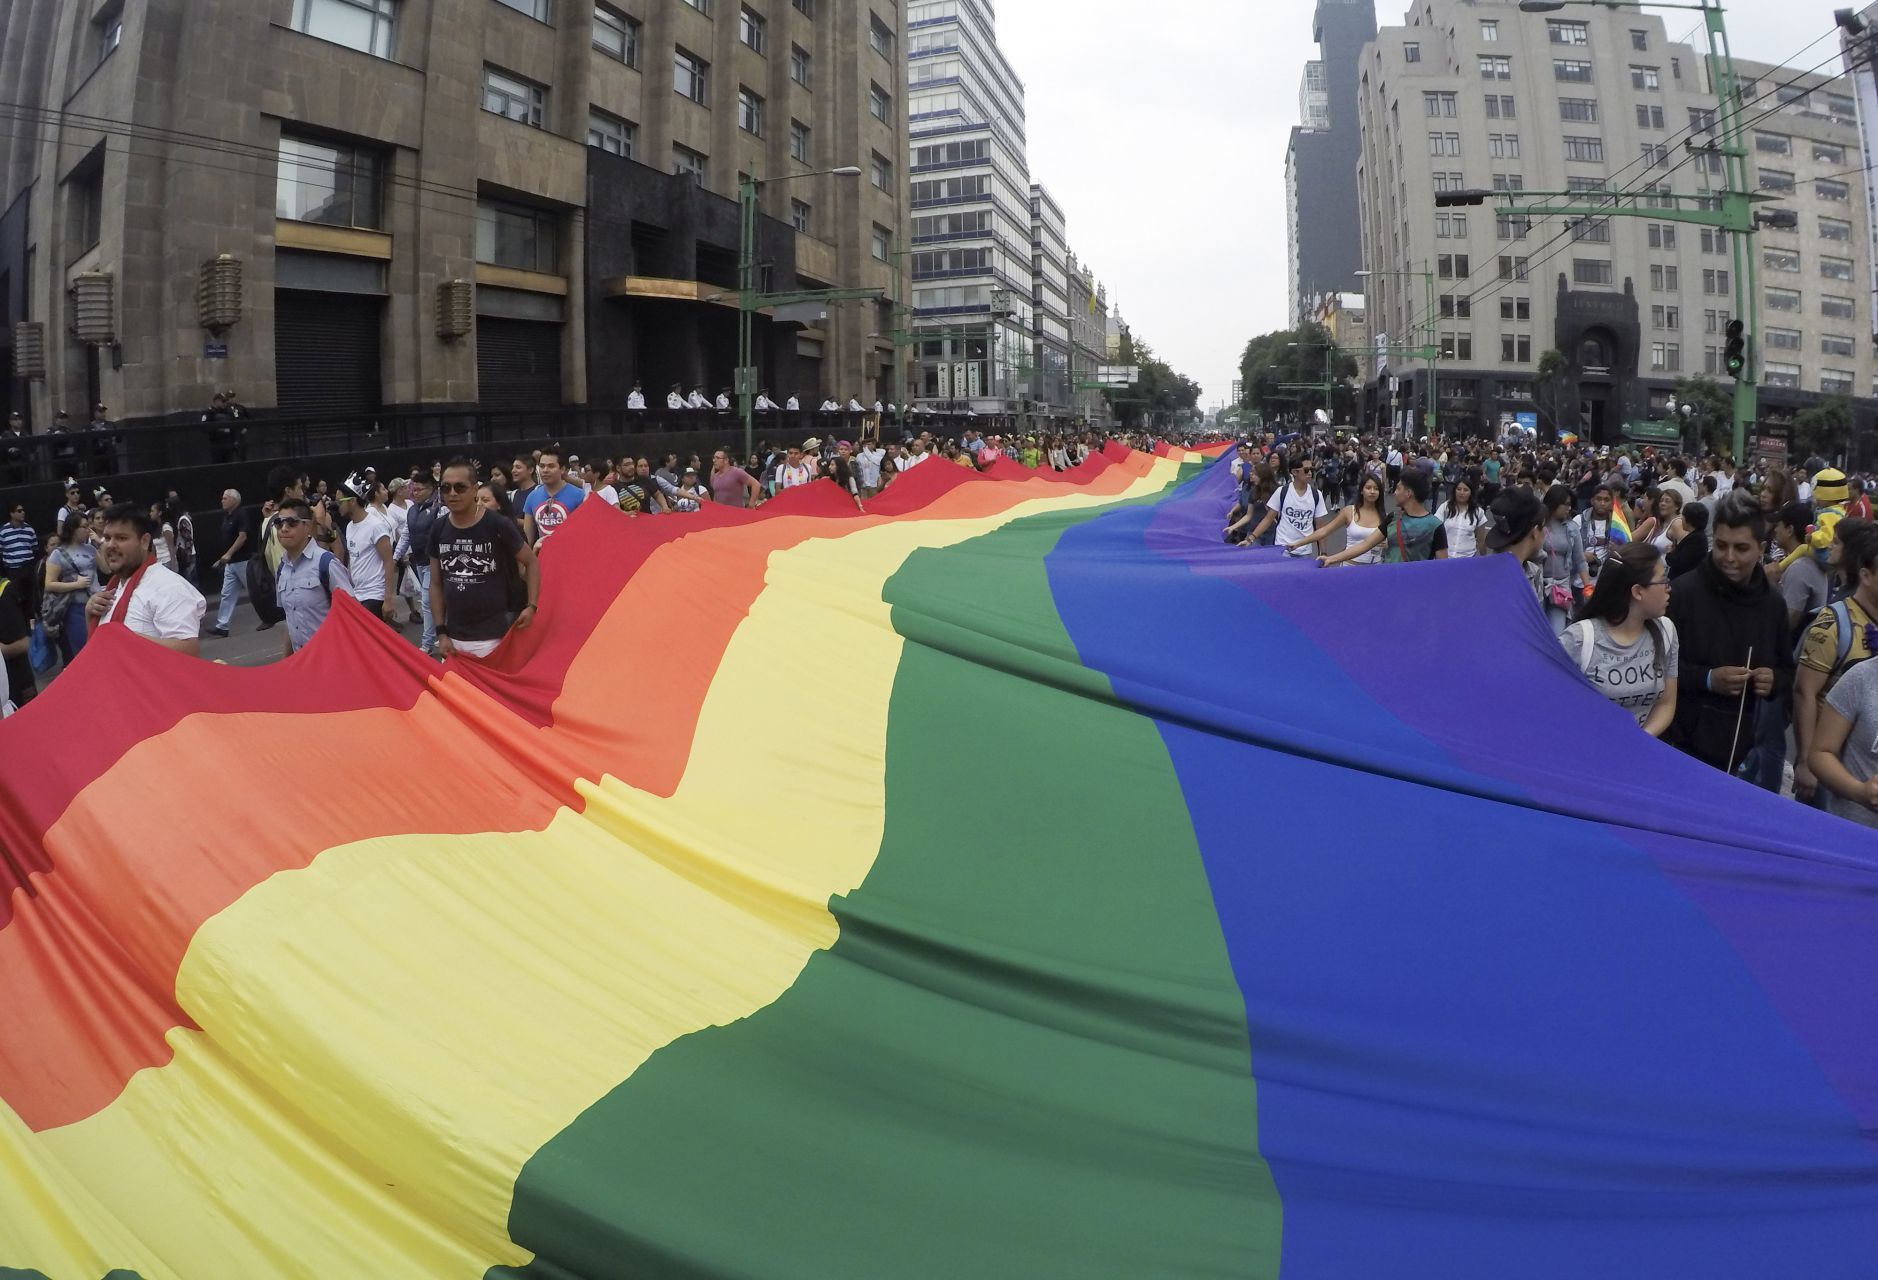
top-left (28, 620), bottom-right (56, 674)
top-left (1548, 581), bottom-right (1573, 610)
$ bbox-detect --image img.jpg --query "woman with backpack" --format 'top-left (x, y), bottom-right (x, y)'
top-left (1562, 542), bottom-right (1678, 738)
top-left (42, 515), bottom-right (96, 664)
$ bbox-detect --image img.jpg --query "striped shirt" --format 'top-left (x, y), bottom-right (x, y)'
top-left (0, 521), bottom-right (36, 568)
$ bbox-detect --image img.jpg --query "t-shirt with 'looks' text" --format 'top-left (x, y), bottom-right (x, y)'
top-left (1563, 616), bottom-right (1680, 728)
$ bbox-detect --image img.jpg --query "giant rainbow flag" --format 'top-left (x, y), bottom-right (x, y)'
top-left (3, 442), bottom-right (1876, 1279)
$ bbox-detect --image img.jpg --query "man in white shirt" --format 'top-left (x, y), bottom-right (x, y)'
top-left (1238, 453), bottom-right (1329, 555)
top-left (627, 383), bottom-right (647, 410)
top-left (855, 440), bottom-right (887, 496)
top-left (847, 397), bottom-right (865, 412)
top-left (820, 397), bottom-right (840, 412)
top-left (687, 387), bottom-right (709, 409)
top-left (666, 385), bottom-right (686, 410)
top-left (756, 391), bottom-right (779, 411)
top-left (899, 441), bottom-right (931, 471)
top-left (715, 388), bottom-right (731, 410)
top-left (785, 394), bottom-right (801, 411)
top-left (86, 502), bottom-right (207, 655)
top-left (777, 444), bottom-right (818, 490)
top-left (336, 476), bottom-right (398, 623)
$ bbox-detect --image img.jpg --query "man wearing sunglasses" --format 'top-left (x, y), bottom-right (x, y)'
top-left (272, 499), bottom-right (353, 658)
top-left (427, 457), bottom-right (538, 660)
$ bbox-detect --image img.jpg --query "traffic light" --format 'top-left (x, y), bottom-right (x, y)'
top-left (1724, 319), bottom-right (1747, 379)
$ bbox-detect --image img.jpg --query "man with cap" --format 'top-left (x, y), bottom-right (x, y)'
top-left (1486, 488), bottom-right (1546, 600)
top-left (667, 384), bottom-right (686, 410)
top-left (336, 473), bottom-right (398, 624)
top-left (85, 502), bottom-right (206, 656)
top-left (2, 411), bottom-right (29, 485)
top-left (627, 381), bottom-right (647, 411)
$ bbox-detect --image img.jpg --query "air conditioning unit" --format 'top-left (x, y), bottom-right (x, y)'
top-left (436, 279), bottom-right (474, 339)
top-left (12, 322), bottom-right (45, 379)
top-left (197, 254), bottom-right (243, 330)
top-left (71, 272), bottom-right (116, 344)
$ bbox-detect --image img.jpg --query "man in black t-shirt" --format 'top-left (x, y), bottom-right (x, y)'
top-left (0, 573), bottom-right (36, 711)
top-left (427, 457), bottom-right (538, 660)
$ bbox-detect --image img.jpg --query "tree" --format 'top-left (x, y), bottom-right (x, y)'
top-left (1670, 375), bottom-right (1734, 457)
top-left (1793, 395), bottom-right (1853, 465)
top-left (1533, 349), bottom-right (1572, 439)
top-left (1104, 326), bottom-right (1204, 429)
top-left (1237, 323), bottom-right (1359, 425)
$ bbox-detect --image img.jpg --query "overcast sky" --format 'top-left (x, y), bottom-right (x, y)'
top-left (999, 1), bottom-right (1832, 407)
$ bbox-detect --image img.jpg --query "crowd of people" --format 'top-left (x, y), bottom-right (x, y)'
top-left (0, 425), bottom-right (1135, 713)
top-left (1226, 426), bottom-right (1878, 824)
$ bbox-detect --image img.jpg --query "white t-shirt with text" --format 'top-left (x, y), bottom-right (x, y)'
top-left (1267, 483), bottom-right (1328, 555)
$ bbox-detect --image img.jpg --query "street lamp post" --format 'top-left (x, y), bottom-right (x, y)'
top-left (1500, 0), bottom-right (1761, 461)
top-left (738, 165), bottom-right (863, 458)
top-left (1354, 266), bottom-right (1439, 436)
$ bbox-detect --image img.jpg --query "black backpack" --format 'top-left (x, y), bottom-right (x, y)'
top-left (246, 514), bottom-right (285, 626)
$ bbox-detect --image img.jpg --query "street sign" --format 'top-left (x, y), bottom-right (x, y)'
top-left (1753, 421), bottom-right (1791, 466)
top-left (203, 340), bottom-right (228, 359)
top-left (735, 366), bottom-right (757, 395)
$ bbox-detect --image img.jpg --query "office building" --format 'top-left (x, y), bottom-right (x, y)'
top-left (1286, 0), bottom-right (1377, 327)
top-left (1354, 0), bottom-right (1874, 442)
top-left (905, 0), bottom-right (1032, 414)
top-left (0, 0), bottom-right (907, 426)
top-left (1029, 183), bottom-right (1071, 417)
top-left (1065, 250), bottom-right (1111, 426)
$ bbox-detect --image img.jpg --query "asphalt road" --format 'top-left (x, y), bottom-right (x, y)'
top-left (200, 587), bottom-right (429, 668)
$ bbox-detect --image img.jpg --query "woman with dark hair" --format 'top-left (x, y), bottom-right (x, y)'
top-left (1436, 472), bottom-right (1488, 559)
top-left (42, 514), bottom-right (95, 664)
top-left (1651, 487), bottom-right (1683, 554)
top-left (1666, 501), bottom-right (1710, 579)
top-left (1290, 472), bottom-right (1387, 564)
top-left (1538, 484), bottom-right (1590, 634)
top-left (1562, 542), bottom-right (1679, 737)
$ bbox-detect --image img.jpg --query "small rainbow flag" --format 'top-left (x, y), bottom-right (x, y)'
top-left (1610, 502), bottom-right (1633, 545)
top-left (1560, 431), bottom-right (1581, 447)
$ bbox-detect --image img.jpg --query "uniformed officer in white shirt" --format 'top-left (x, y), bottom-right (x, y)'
top-left (756, 391), bottom-right (779, 411)
top-left (86, 502), bottom-right (207, 656)
top-left (627, 383), bottom-right (647, 410)
top-left (666, 385), bottom-right (686, 409)
top-left (686, 387), bottom-right (709, 409)
top-left (715, 389), bottom-right (731, 410)
top-left (785, 394), bottom-right (801, 411)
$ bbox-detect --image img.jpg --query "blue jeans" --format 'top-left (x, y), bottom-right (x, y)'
top-left (217, 561), bottom-right (243, 630)
top-left (412, 562), bottom-right (435, 651)
top-left (58, 600), bottom-right (87, 664)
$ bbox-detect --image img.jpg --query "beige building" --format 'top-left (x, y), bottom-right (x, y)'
top-left (0, 0), bottom-right (907, 426)
top-left (1354, 0), bottom-right (1874, 442)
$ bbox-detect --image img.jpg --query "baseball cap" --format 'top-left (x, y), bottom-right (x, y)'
top-left (1486, 489), bottom-right (1544, 551)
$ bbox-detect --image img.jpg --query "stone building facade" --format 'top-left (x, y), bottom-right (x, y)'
top-left (0, 0), bottom-right (907, 426)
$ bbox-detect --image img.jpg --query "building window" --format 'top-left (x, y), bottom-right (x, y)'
top-left (482, 65), bottom-right (546, 126)
top-left (680, 0), bottom-right (708, 13)
top-left (1700, 228), bottom-right (1728, 254)
top-left (1763, 361), bottom-right (1802, 389)
top-left (1631, 28), bottom-right (1648, 51)
top-left (1571, 217), bottom-right (1609, 243)
top-left (1639, 142), bottom-right (1670, 168)
top-left (1561, 135), bottom-right (1603, 162)
top-left (1818, 178), bottom-right (1851, 202)
top-left (1547, 20), bottom-right (1588, 45)
top-left (1436, 253), bottom-right (1470, 279)
top-left (66, 161), bottom-right (104, 254)
top-left (1498, 255), bottom-right (1529, 281)
top-left (1635, 104), bottom-right (1664, 129)
top-left (1760, 169), bottom-right (1795, 194)
top-left (869, 13), bottom-right (894, 57)
top-left (1573, 258), bottom-right (1613, 286)
top-left (1403, 42), bottom-right (1420, 63)
top-left (793, 0), bottom-right (811, 13)
top-left (1428, 131), bottom-right (1461, 156)
top-left (475, 199), bottom-right (558, 273)
top-left (493, 0), bottom-right (550, 21)
top-left (1822, 255), bottom-right (1855, 281)
top-left (1487, 133), bottom-right (1520, 159)
top-left (1823, 294), bottom-right (1856, 319)
top-left (1650, 304), bottom-right (1680, 330)
top-left (1764, 328), bottom-right (1804, 350)
top-left (869, 83), bottom-right (890, 121)
top-left (1554, 59), bottom-right (1592, 83)
top-left (1649, 342), bottom-right (1680, 372)
top-left (1484, 95), bottom-right (1515, 119)
top-left (593, 4), bottom-right (639, 65)
top-left (1702, 268), bottom-right (1731, 295)
top-left (1827, 91), bottom-right (1857, 122)
top-left (789, 119), bottom-right (811, 163)
top-left (1647, 223), bottom-right (1676, 250)
top-left (1765, 287), bottom-right (1801, 313)
top-left (1499, 296), bottom-right (1531, 321)
top-left (1646, 263), bottom-right (1679, 290)
top-left (1481, 19), bottom-right (1498, 40)
top-left (1630, 65), bottom-right (1659, 91)
top-left (1822, 333), bottom-right (1857, 357)
top-left (1424, 91), bottom-right (1456, 117)
top-left (672, 143), bottom-right (707, 184)
top-left (1815, 141), bottom-right (1848, 166)
top-left (737, 86), bottom-right (764, 134)
top-left (1822, 369), bottom-right (1855, 395)
top-left (1435, 212), bottom-right (1467, 238)
top-left (871, 152), bottom-right (891, 190)
top-left (276, 134), bottom-right (384, 229)
top-left (94, 8), bottom-right (123, 64)
top-left (1755, 131), bottom-right (1790, 156)
top-left (1776, 83), bottom-right (1809, 110)
top-left (675, 48), bottom-right (708, 102)
top-left (1439, 333), bottom-right (1473, 361)
top-left (871, 225), bottom-right (891, 261)
top-left (587, 107), bottom-right (636, 157)
top-left (290, 0), bottom-right (398, 59)
top-left (790, 43), bottom-right (811, 87)
top-left (1763, 249), bottom-right (1804, 274)
top-left (791, 199), bottom-right (811, 233)
top-left (739, 4), bottom-right (766, 52)
top-left (1558, 98), bottom-right (1598, 123)
top-left (1478, 55), bottom-right (1511, 81)
top-left (1501, 334), bottom-right (1532, 363)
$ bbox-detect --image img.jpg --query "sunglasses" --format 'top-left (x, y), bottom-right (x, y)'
top-left (440, 481), bottom-right (475, 494)
top-left (274, 515), bottom-right (309, 528)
